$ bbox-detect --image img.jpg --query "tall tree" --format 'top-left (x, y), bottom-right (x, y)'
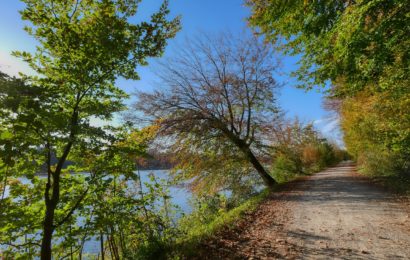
top-left (247, 0), bottom-right (409, 94)
top-left (133, 33), bottom-right (282, 189)
top-left (247, 0), bottom-right (409, 174)
top-left (0, 0), bottom-right (179, 258)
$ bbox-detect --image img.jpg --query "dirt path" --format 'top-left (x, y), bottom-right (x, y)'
top-left (197, 162), bottom-right (410, 259)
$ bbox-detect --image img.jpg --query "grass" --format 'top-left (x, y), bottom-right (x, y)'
top-left (173, 189), bottom-right (270, 257)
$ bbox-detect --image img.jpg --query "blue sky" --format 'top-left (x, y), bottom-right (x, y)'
top-left (0, 0), bottom-right (341, 144)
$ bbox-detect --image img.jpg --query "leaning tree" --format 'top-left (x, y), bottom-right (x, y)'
top-left (133, 33), bottom-right (283, 189)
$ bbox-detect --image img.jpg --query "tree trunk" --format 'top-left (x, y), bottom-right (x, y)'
top-left (100, 231), bottom-right (105, 260)
top-left (242, 145), bottom-right (277, 188)
top-left (41, 169), bottom-right (62, 260)
top-left (41, 110), bottom-right (77, 259)
top-left (221, 126), bottom-right (277, 188)
top-left (41, 202), bottom-right (55, 260)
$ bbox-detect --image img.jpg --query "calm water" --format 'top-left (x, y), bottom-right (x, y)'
top-left (2, 170), bottom-right (192, 255)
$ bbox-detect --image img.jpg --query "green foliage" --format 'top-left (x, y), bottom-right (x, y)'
top-left (247, 0), bottom-right (409, 94)
top-left (184, 194), bottom-right (229, 225)
top-left (86, 171), bottom-right (180, 260)
top-left (248, 0), bottom-right (409, 180)
top-left (353, 145), bottom-right (410, 194)
top-left (0, 0), bottom-right (179, 257)
top-left (271, 154), bottom-right (299, 183)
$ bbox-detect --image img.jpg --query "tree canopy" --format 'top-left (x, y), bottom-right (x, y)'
top-left (247, 0), bottom-right (409, 95)
top-left (133, 33), bottom-right (283, 190)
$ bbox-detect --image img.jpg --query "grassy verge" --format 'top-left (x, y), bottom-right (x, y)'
top-left (173, 189), bottom-right (270, 257)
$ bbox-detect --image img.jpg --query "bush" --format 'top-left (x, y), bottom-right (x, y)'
top-left (271, 154), bottom-right (300, 183)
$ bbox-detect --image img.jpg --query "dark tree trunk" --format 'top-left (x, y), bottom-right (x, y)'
top-left (41, 200), bottom-right (56, 260)
top-left (100, 231), bottom-right (105, 260)
top-left (241, 145), bottom-right (277, 188)
top-left (221, 126), bottom-right (277, 188)
top-left (41, 169), bottom-right (62, 260)
top-left (41, 167), bottom-right (63, 260)
top-left (41, 110), bottom-right (77, 259)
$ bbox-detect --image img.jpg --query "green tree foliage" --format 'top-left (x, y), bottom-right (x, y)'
top-left (1, 91), bottom-right (178, 258)
top-left (84, 168), bottom-right (179, 259)
top-left (248, 0), bottom-right (409, 177)
top-left (0, 0), bottom-right (179, 258)
top-left (247, 0), bottom-right (408, 93)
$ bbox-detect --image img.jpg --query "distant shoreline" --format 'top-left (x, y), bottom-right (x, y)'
top-left (34, 167), bottom-right (173, 176)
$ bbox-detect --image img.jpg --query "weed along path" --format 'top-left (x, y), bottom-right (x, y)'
top-left (196, 162), bottom-right (410, 259)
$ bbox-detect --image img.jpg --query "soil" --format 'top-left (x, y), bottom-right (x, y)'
top-left (195, 162), bottom-right (410, 259)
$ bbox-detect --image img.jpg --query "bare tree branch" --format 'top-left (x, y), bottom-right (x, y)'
top-left (133, 32), bottom-right (283, 188)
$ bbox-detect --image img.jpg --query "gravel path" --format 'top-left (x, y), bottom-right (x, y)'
top-left (197, 162), bottom-right (410, 259)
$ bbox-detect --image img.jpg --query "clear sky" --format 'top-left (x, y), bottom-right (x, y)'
top-left (0, 0), bottom-right (342, 144)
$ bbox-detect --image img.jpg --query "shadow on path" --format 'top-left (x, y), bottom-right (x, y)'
top-left (193, 162), bottom-right (410, 259)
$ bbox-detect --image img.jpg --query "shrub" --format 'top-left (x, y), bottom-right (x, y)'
top-left (271, 154), bottom-right (300, 183)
